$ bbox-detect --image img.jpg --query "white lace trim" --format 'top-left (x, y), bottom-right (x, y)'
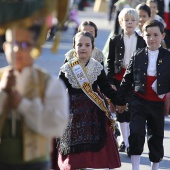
top-left (92, 47), bottom-right (104, 63)
top-left (65, 47), bottom-right (104, 64)
top-left (65, 49), bottom-right (75, 61)
top-left (60, 58), bottom-right (103, 88)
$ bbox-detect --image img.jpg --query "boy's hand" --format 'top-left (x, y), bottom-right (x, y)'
top-left (116, 105), bottom-right (126, 114)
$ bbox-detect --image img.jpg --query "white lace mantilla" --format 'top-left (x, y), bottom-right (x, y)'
top-left (65, 49), bottom-right (75, 61)
top-left (92, 47), bottom-right (104, 63)
top-left (60, 58), bottom-right (103, 89)
top-left (65, 47), bottom-right (104, 64)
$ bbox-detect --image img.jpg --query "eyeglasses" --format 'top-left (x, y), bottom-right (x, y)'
top-left (7, 41), bottom-right (34, 51)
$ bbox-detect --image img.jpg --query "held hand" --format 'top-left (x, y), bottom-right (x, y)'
top-left (109, 102), bottom-right (115, 113)
top-left (8, 90), bottom-right (22, 109)
top-left (116, 105), bottom-right (126, 114)
top-left (1, 69), bottom-right (16, 93)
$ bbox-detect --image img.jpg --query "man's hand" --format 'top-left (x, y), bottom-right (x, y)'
top-left (1, 69), bottom-right (16, 93)
top-left (116, 105), bottom-right (126, 114)
top-left (8, 90), bottom-right (22, 109)
top-left (1, 69), bottom-right (22, 109)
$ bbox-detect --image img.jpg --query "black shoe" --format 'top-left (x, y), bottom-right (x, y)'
top-left (119, 142), bottom-right (126, 152)
top-left (126, 147), bottom-right (131, 157)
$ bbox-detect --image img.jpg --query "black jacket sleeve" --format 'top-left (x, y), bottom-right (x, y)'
top-left (118, 54), bottom-right (134, 102)
top-left (58, 71), bottom-right (69, 88)
top-left (97, 69), bottom-right (125, 106)
top-left (107, 37), bottom-right (116, 85)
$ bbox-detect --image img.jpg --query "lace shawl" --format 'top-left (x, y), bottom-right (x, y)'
top-left (60, 58), bottom-right (103, 88)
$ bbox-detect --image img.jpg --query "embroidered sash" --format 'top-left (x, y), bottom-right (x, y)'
top-left (68, 58), bottom-right (115, 131)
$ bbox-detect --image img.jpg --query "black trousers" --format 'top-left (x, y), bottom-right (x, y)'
top-left (116, 110), bottom-right (130, 122)
top-left (108, 0), bottom-right (118, 21)
top-left (113, 11), bottom-right (120, 35)
top-left (128, 94), bottom-right (165, 162)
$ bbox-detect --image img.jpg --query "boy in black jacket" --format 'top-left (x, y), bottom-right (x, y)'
top-left (117, 19), bottom-right (169, 170)
top-left (107, 8), bottom-right (146, 154)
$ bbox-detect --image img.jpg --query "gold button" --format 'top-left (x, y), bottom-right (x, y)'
top-left (119, 60), bottom-right (121, 61)
top-left (158, 63), bottom-right (160, 65)
top-left (121, 47), bottom-right (123, 48)
top-left (158, 73), bottom-right (160, 75)
top-left (158, 84), bottom-right (161, 86)
top-left (142, 84), bottom-right (144, 86)
top-left (120, 53), bottom-right (122, 55)
top-left (144, 73), bottom-right (146, 75)
top-left (145, 63), bottom-right (147, 64)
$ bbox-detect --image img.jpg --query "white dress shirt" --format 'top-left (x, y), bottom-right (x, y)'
top-left (147, 49), bottom-right (158, 76)
top-left (123, 33), bottom-right (137, 68)
top-left (147, 49), bottom-right (165, 98)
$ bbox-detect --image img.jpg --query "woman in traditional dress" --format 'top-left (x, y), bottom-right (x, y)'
top-left (57, 31), bottom-right (124, 170)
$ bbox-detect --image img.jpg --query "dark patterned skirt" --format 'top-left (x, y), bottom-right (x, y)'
top-left (56, 125), bottom-right (121, 170)
top-left (58, 122), bottom-right (121, 170)
top-left (57, 92), bottom-right (121, 169)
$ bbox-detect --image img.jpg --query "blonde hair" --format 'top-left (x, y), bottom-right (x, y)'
top-left (118, 8), bottom-right (139, 23)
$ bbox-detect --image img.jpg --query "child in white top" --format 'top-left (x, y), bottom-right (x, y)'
top-left (146, 0), bottom-right (166, 28)
top-left (135, 3), bottom-right (151, 36)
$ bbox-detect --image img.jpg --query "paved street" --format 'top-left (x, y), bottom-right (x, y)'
top-left (0, 4), bottom-right (170, 170)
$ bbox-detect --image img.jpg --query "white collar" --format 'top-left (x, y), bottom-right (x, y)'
top-left (61, 58), bottom-right (103, 89)
top-left (148, 49), bottom-right (159, 55)
top-left (124, 33), bottom-right (136, 38)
